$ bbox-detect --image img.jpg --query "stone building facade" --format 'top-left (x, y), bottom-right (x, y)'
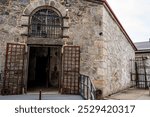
top-left (0, 0), bottom-right (136, 97)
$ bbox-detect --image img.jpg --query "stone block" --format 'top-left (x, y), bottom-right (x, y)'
top-left (54, 2), bottom-right (61, 10)
top-left (20, 16), bottom-right (29, 25)
top-left (39, 0), bottom-right (46, 6)
top-left (99, 48), bottom-right (107, 56)
top-left (63, 29), bottom-right (69, 36)
top-left (94, 41), bottom-right (104, 48)
top-left (50, 0), bottom-right (55, 6)
top-left (24, 8), bottom-right (30, 15)
top-left (97, 68), bottom-right (106, 76)
top-left (88, 47), bottom-right (98, 55)
top-left (20, 27), bottom-right (28, 35)
top-left (57, 6), bottom-right (66, 17)
top-left (95, 54), bottom-right (107, 62)
top-left (63, 19), bottom-right (69, 27)
top-left (31, 1), bottom-right (40, 9)
top-left (93, 79), bottom-right (105, 89)
top-left (27, 4), bottom-right (34, 13)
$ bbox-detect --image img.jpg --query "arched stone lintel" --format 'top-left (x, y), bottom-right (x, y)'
top-left (23, 0), bottom-right (67, 17)
top-left (21, 0), bottom-right (69, 41)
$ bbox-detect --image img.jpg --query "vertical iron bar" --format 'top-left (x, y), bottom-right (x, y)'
top-left (91, 82), bottom-right (93, 99)
top-left (142, 57), bottom-right (147, 88)
top-left (83, 77), bottom-right (85, 98)
top-left (39, 90), bottom-right (42, 100)
top-left (21, 45), bottom-right (25, 94)
top-left (135, 62), bottom-right (139, 88)
top-left (87, 76), bottom-right (89, 99)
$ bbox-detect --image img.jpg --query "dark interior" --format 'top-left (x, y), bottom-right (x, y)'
top-left (35, 56), bottom-right (48, 87)
top-left (27, 46), bottom-right (61, 92)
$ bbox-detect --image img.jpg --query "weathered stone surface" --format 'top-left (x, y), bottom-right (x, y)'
top-left (102, 6), bottom-right (135, 96)
top-left (20, 16), bottom-right (29, 25)
top-left (0, 0), bottom-right (8, 5)
top-left (0, 16), bottom-right (4, 24)
top-left (0, 0), bottom-right (135, 97)
top-left (20, 0), bottom-right (29, 5)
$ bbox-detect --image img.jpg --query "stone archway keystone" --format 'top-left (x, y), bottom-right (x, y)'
top-left (23, 0), bottom-right (67, 17)
top-left (20, 0), bottom-right (69, 42)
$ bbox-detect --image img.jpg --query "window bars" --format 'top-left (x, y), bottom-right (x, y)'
top-left (29, 9), bottom-right (63, 39)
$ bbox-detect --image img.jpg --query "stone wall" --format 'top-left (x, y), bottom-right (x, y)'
top-left (68, 1), bottom-right (104, 79)
top-left (0, 0), bottom-right (135, 96)
top-left (0, 1), bottom-right (29, 90)
top-left (66, 1), bottom-right (135, 96)
top-left (102, 6), bottom-right (135, 96)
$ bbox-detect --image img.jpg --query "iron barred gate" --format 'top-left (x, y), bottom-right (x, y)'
top-left (62, 46), bottom-right (80, 94)
top-left (1, 43), bottom-right (25, 95)
top-left (131, 57), bottom-right (150, 89)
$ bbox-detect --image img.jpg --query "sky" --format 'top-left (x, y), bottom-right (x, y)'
top-left (107, 0), bottom-right (150, 42)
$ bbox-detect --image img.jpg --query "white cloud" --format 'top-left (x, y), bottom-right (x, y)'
top-left (107, 0), bottom-right (150, 42)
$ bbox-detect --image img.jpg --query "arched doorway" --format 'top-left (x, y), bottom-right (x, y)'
top-left (27, 7), bottom-right (63, 93)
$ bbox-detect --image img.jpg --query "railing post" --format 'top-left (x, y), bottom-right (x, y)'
top-left (39, 90), bottom-right (42, 100)
top-left (83, 77), bottom-right (85, 99)
top-left (87, 76), bottom-right (89, 99)
top-left (79, 74), bottom-right (96, 100)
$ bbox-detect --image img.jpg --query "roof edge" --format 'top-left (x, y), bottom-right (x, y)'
top-left (103, 0), bottom-right (137, 50)
top-left (135, 49), bottom-right (150, 54)
top-left (84, 0), bottom-right (137, 51)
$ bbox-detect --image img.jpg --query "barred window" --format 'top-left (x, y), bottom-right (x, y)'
top-left (29, 8), bottom-right (63, 39)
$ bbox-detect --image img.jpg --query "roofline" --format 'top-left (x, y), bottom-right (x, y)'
top-left (135, 49), bottom-right (150, 54)
top-left (84, 0), bottom-right (137, 50)
top-left (103, 0), bottom-right (137, 50)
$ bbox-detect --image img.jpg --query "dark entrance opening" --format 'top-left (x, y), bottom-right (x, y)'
top-left (27, 46), bottom-right (62, 93)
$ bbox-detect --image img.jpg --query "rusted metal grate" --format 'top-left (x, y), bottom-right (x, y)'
top-left (2, 43), bottom-right (25, 95)
top-left (29, 8), bottom-right (63, 38)
top-left (62, 46), bottom-right (80, 94)
top-left (131, 57), bottom-right (150, 89)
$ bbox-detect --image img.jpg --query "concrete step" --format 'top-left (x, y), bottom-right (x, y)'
top-left (0, 94), bottom-right (84, 100)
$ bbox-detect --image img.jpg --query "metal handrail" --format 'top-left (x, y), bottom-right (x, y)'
top-left (79, 74), bottom-right (96, 100)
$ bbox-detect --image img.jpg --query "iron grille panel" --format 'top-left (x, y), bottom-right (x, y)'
top-left (29, 9), bottom-right (63, 38)
top-left (3, 43), bottom-right (25, 94)
top-left (131, 57), bottom-right (150, 89)
top-left (62, 46), bottom-right (80, 94)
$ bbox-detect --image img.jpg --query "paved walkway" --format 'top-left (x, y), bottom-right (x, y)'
top-left (0, 94), bottom-right (84, 100)
top-left (1, 88), bottom-right (149, 100)
top-left (104, 88), bottom-right (150, 100)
